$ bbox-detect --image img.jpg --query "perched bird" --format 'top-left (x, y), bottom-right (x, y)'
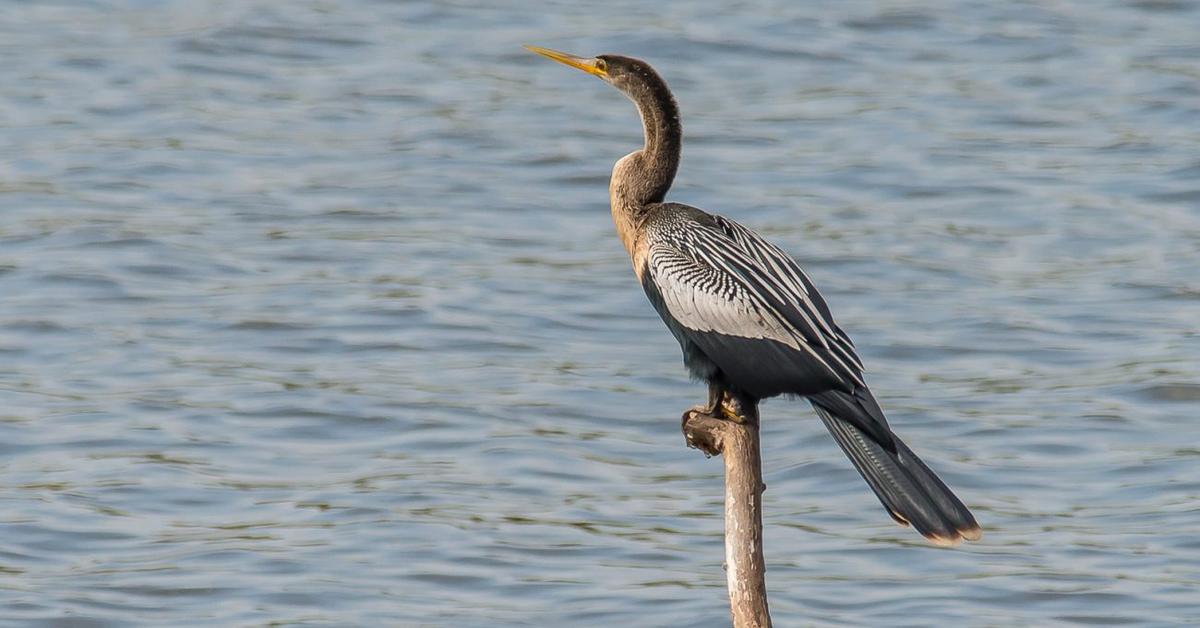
top-left (526, 45), bottom-right (981, 546)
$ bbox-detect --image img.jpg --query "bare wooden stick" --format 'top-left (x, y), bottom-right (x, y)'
top-left (682, 392), bottom-right (772, 628)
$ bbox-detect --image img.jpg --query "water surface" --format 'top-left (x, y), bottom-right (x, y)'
top-left (2, 1), bottom-right (1199, 625)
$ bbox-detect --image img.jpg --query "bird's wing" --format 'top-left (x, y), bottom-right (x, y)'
top-left (710, 214), bottom-right (863, 371)
top-left (644, 217), bottom-right (865, 393)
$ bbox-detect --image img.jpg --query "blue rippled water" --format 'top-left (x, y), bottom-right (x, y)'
top-left (2, 1), bottom-right (1198, 625)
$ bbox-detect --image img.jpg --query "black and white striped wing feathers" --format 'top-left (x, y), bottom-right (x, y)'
top-left (644, 215), bottom-right (865, 397)
top-left (648, 242), bottom-right (806, 352)
top-left (712, 215), bottom-right (863, 375)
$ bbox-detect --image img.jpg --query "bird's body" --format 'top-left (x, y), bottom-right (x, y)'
top-left (528, 46), bottom-right (980, 546)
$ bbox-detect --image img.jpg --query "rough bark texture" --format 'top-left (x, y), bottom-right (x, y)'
top-left (682, 393), bottom-right (772, 628)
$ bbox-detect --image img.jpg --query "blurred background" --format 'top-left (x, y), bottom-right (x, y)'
top-left (2, 0), bottom-right (1198, 625)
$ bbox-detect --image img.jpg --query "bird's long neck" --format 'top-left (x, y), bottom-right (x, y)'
top-left (610, 75), bottom-right (681, 257)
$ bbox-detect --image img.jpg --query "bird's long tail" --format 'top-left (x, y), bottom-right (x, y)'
top-left (811, 402), bottom-right (981, 546)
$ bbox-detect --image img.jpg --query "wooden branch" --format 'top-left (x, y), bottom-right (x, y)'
top-left (682, 393), bottom-right (772, 628)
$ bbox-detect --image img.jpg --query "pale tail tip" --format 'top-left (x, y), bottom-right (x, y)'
top-left (960, 525), bottom-right (983, 542)
top-left (924, 525), bottom-right (983, 547)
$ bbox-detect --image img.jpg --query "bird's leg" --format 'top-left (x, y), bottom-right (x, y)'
top-left (696, 380), bottom-right (753, 421)
top-left (704, 380), bottom-right (724, 416)
top-left (682, 381), bottom-right (725, 427)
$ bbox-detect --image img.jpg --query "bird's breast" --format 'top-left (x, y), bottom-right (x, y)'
top-left (609, 200), bottom-right (647, 279)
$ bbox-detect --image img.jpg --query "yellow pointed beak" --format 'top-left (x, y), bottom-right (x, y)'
top-left (525, 45), bottom-right (608, 78)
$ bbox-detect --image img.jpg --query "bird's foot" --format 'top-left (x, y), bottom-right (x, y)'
top-left (681, 387), bottom-right (760, 457)
top-left (681, 397), bottom-right (741, 456)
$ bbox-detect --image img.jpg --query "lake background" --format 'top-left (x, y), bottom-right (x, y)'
top-left (2, 0), bottom-right (1198, 625)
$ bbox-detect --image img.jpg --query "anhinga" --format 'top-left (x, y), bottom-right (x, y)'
top-left (527, 45), bottom-right (981, 546)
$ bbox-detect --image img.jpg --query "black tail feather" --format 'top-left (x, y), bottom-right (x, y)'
top-left (813, 403), bottom-right (981, 546)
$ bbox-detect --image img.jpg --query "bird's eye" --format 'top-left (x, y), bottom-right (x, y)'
top-left (595, 58), bottom-right (608, 73)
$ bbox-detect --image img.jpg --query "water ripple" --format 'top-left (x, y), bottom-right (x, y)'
top-left (1, 0), bottom-right (1198, 625)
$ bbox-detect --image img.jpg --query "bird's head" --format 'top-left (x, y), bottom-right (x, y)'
top-left (525, 45), bottom-right (666, 102)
